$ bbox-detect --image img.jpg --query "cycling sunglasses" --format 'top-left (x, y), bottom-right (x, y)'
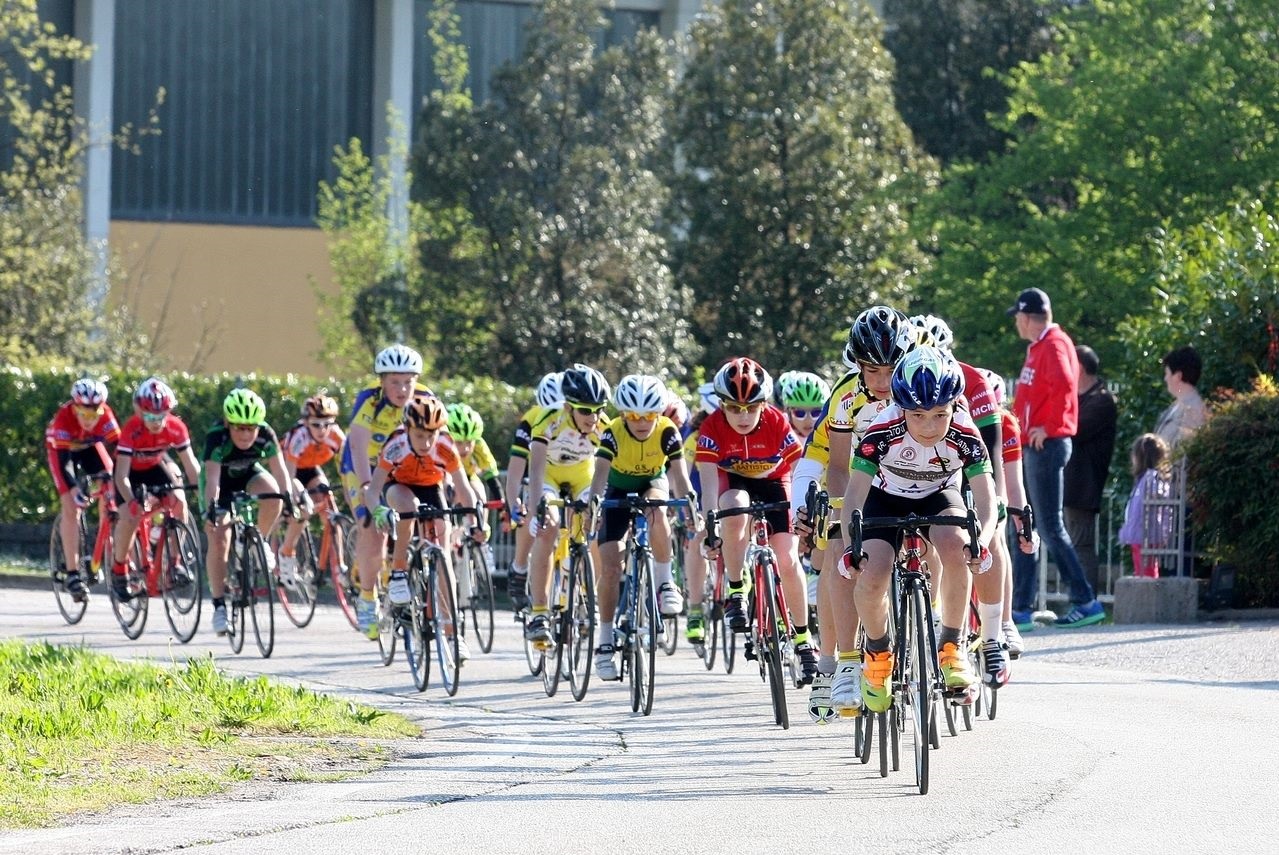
top-left (571, 404), bottom-right (605, 415)
top-left (789, 408), bottom-right (823, 419)
top-left (722, 401), bottom-right (764, 415)
top-left (140, 411), bottom-right (167, 424)
top-left (74, 404), bottom-right (104, 418)
top-left (622, 411), bottom-right (659, 422)
top-left (307, 419), bottom-right (336, 429)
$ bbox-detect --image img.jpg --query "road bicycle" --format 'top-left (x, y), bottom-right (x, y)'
top-left (706, 500), bottom-right (800, 730)
top-left (49, 473), bottom-right (115, 625)
top-left (847, 503), bottom-right (981, 795)
top-left (525, 493), bottom-right (596, 701)
top-left (109, 483), bottom-right (204, 643)
top-left (601, 494), bottom-right (691, 716)
top-left (454, 499), bottom-right (503, 655)
top-left (660, 507), bottom-right (691, 656)
top-left (968, 504), bottom-right (1035, 723)
top-left (219, 491), bottom-right (287, 659)
top-left (272, 483), bottom-right (355, 629)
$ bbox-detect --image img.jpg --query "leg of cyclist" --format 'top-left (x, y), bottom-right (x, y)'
top-left (594, 528), bottom-right (625, 681)
top-left (56, 489), bottom-right (86, 593)
top-left (277, 475), bottom-right (313, 590)
top-left (110, 493), bottom-right (145, 601)
top-left (714, 484), bottom-right (751, 632)
top-left (204, 511), bottom-right (233, 635)
top-left (684, 528), bottom-right (708, 645)
top-left (851, 538), bottom-right (897, 714)
top-left (771, 528), bottom-right (817, 683)
top-left (246, 470), bottom-right (283, 578)
top-left (524, 486), bottom-right (561, 647)
top-left (645, 484), bottom-right (684, 617)
top-left (382, 483), bottom-right (417, 605)
top-left (827, 540), bottom-right (865, 714)
top-left (933, 524), bottom-right (978, 695)
top-left (979, 526), bottom-right (1012, 682)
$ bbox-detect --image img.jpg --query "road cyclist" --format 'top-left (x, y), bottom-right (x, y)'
top-left (276, 394), bottom-right (346, 594)
top-left (503, 371), bottom-right (564, 612)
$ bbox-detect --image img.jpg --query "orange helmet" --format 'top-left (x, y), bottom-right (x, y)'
top-left (713, 357), bottom-right (772, 405)
top-left (402, 396), bottom-right (447, 430)
top-left (302, 394), bottom-right (339, 420)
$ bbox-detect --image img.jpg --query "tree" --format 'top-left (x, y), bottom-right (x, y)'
top-left (913, 0), bottom-right (1279, 378)
top-left (882, 0), bottom-right (1061, 165)
top-left (671, 0), bottom-right (933, 372)
top-left (0, 0), bottom-right (155, 369)
top-left (413, 0), bottom-right (699, 384)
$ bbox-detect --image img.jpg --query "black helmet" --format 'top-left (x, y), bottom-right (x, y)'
top-left (560, 364), bottom-right (610, 406)
top-left (845, 306), bottom-right (915, 367)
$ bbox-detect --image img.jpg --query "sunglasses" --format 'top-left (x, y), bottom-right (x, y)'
top-left (140, 411), bottom-right (167, 424)
top-left (622, 411), bottom-right (659, 422)
top-left (307, 420), bottom-right (335, 429)
top-left (571, 404), bottom-right (605, 415)
top-left (722, 401), bottom-right (764, 415)
top-left (74, 405), bottom-right (104, 418)
top-left (230, 423), bottom-right (259, 432)
top-left (789, 408), bottom-right (823, 419)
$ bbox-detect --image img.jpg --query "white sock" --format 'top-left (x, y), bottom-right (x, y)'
top-left (654, 560), bottom-right (673, 587)
top-left (512, 562), bottom-right (528, 577)
top-left (979, 601), bottom-right (1003, 642)
top-left (598, 621), bottom-right (614, 649)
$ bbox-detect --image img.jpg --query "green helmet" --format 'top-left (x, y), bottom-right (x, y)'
top-left (446, 403), bottom-right (484, 441)
top-left (223, 388), bottom-right (266, 425)
top-left (781, 372), bottom-right (831, 409)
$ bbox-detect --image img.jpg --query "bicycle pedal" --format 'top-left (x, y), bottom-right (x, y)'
top-left (692, 642), bottom-right (706, 658)
top-left (743, 644), bottom-right (758, 661)
top-left (838, 707), bottom-right (862, 719)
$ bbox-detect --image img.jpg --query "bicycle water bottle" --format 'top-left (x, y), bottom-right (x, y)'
top-left (149, 512), bottom-right (164, 545)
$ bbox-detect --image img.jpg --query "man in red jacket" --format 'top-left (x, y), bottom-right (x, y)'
top-left (1009, 288), bottom-right (1104, 627)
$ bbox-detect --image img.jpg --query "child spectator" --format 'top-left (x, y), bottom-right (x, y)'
top-left (1118, 433), bottom-right (1173, 578)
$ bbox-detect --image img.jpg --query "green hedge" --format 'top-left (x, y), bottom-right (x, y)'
top-left (1, 365), bottom-right (530, 523)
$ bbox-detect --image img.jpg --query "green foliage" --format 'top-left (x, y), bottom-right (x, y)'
top-left (671, 0), bottom-right (933, 371)
top-left (914, 0), bottom-right (1279, 378)
top-left (1181, 376), bottom-right (1279, 606)
top-left (0, 365), bottom-right (530, 522)
top-left (882, 0), bottom-right (1061, 165)
top-left (413, 0), bottom-right (699, 384)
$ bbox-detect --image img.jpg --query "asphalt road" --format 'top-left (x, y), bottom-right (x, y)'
top-left (2, 584), bottom-right (1277, 854)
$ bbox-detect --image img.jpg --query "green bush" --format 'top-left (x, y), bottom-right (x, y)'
top-left (0, 365), bottom-right (529, 522)
top-left (1182, 375), bottom-right (1279, 607)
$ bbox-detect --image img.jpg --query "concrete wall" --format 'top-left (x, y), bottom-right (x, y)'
top-left (109, 221), bottom-right (334, 377)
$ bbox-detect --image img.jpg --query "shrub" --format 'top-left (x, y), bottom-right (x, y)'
top-left (0, 365), bottom-right (528, 522)
top-left (1182, 375), bottom-right (1279, 607)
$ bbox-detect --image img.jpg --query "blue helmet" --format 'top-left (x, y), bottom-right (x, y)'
top-left (890, 346), bottom-right (966, 410)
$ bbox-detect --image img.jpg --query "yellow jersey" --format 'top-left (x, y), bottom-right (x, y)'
top-left (596, 416), bottom-right (683, 491)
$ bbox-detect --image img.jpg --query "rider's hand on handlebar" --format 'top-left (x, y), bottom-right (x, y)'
top-left (838, 547), bottom-right (866, 580)
top-left (372, 504), bottom-right (395, 532)
top-left (964, 544), bottom-right (993, 574)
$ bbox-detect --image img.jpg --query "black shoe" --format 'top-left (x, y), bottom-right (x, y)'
top-left (65, 570), bottom-right (87, 604)
top-left (508, 571), bottom-right (529, 611)
top-left (724, 592), bottom-right (748, 633)
top-left (111, 573), bottom-right (132, 602)
top-left (795, 641), bottom-right (819, 686)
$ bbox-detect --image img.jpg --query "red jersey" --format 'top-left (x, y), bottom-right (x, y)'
top-left (1000, 410), bottom-right (1022, 464)
top-left (116, 413), bottom-right (192, 471)
top-left (694, 405), bottom-right (800, 480)
top-left (282, 421), bottom-right (346, 469)
top-left (1014, 324), bottom-right (1079, 439)
top-left (958, 362), bottom-right (999, 430)
top-left (376, 429), bottom-right (462, 487)
top-left (45, 402), bottom-right (121, 452)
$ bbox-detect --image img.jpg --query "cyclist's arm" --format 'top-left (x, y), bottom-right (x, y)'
top-left (202, 460), bottom-right (222, 515)
top-left (177, 446), bottom-right (201, 488)
top-left (525, 441), bottom-right (549, 511)
top-left (114, 453), bottom-right (136, 506)
top-left (346, 422), bottom-right (373, 488)
top-left (969, 470), bottom-right (998, 550)
top-left (589, 453), bottom-right (612, 499)
top-left (839, 467), bottom-right (873, 537)
top-left (978, 420), bottom-right (1005, 498)
top-left (46, 445), bottom-right (77, 496)
top-left (826, 429), bottom-right (853, 498)
top-left (268, 449), bottom-right (293, 503)
top-left (696, 461), bottom-right (720, 514)
top-left (448, 466), bottom-right (479, 521)
top-left (365, 466), bottom-right (389, 518)
top-left (666, 457), bottom-right (696, 507)
top-left (1003, 455), bottom-right (1027, 512)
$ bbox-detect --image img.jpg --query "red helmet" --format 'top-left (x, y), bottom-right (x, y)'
top-left (712, 357), bottom-right (772, 405)
top-left (134, 377), bottom-right (176, 414)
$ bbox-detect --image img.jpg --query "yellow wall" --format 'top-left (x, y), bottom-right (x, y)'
top-left (109, 221), bottom-right (334, 376)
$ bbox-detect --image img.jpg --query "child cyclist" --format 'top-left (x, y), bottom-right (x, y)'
top-left (45, 378), bottom-right (121, 602)
top-left (276, 394), bottom-right (347, 590)
top-left (202, 389), bottom-right (295, 636)
top-left (777, 371), bottom-right (830, 442)
top-left (678, 385), bottom-right (717, 650)
top-left (839, 347), bottom-right (998, 713)
top-left (338, 344), bottom-right (435, 636)
top-left (697, 357), bottom-right (818, 683)
top-left (111, 377), bottom-right (202, 601)
top-left (503, 372), bottom-right (563, 610)
top-left (588, 374), bottom-right (699, 681)
top-left (447, 403), bottom-right (505, 508)
top-left (365, 398), bottom-right (483, 660)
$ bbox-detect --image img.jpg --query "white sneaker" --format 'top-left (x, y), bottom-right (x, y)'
top-left (211, 604), bottom-right (228, 636)
top-left (830, 658), bottom-right (862, 715)
top-left (595, 644), bottom-right (618, 680)
top-left (278, 553), bottom-right (299, 590)
top-left (1002, 621), bottom-right (1025, 659)
top-left (263, 548), bottom-right (277, 574)
top-left (456, 636), bottom-right (471, 663)
top-left (388, 571), bottom-right (411, 605)
top-left (657, 582), bottom-right (684, 617)
top-left (808, 673), bottom-right (835, 724)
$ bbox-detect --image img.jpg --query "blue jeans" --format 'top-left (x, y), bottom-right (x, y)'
top-left (1019, 438), bottom-right (1096, 607)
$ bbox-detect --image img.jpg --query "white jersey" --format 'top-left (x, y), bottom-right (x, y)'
top-left (852, 404), bottom-right (991, 498)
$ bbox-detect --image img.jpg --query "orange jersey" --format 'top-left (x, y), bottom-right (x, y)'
top-left (376, 429), bottom-right (462, 487)
top-left (282, 421), bottom-right (346, 469)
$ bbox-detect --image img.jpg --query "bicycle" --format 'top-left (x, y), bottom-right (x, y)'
top-left (601, 494), bottom-right (691, 716)
top-left (273, 483), bottom-right (355, 629)
top-left (706, 500), bottom-right (800, 730)
top-left (526, 494), bottom-right (596, 701)
top-left (109, 483), bottom-right (204, 643)
top-left (968, 504), bottom-right (1035, 723)
top-left (661, 507), bottom-right (691, 657)
top-left (454, 499), bottom-right (503, 655)
top-left (847, 503), bottom-right (981, 795)
top-left (48, 472), bottom-right (115, 624)
top-left (219, 491), bottom-right (287, 658)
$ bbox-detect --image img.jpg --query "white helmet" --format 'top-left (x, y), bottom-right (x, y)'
top-left (535, 372), bottom-right (564, 408)
top-left (374, 344), bottom-right (423, 375)
top-left (909, 314), bottom-right (955, 353)
top-left (697, 382), bottom-right (719, 415)
top-left (71, 378), bottom-right (108, 407)
top-left (613, 374), bottom-right (667, 415)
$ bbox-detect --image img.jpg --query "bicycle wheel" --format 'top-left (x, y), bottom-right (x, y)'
top-left (631, 553), bottom-right (658, 716)
top-left (567, 548), bottom-right (596, 702)
top-left (278, 528), bottom-right (318, 628)
top-left (541, 567), bottom-right (566, 698)
top-left (877, 711), bottom-right (890, 778)
top-left (110, 539), bottom-right (149, 640)
top-left (49, 513), bottom-right (88, 625)
top-left (521, 611), bottom-right (545, 677)
top-left (330, 515), bottom-right (361, 630)
top-left (245, 530), bottom-right (275, 658)
top-left (661, 613), bottom-right (679, 656)
top-left (405, 555), bottom-right (431, 692)
top-left (161, 519), bottom-right (203, 643)
top-left (376, 588), bottom-right (398, 666)
top-left (858, 709), bottom-right (874, 764)
top-left (429, 552), bottom-right (461, 697)
top-left (467, 543), bottom-right (496, 654)
top-left (227, 547), bottom-right (246, 655)
top-left (761, 560), bottom-right (789, 730)
top-left (701, 586), bottom-right (719, 671)
top-left (908, 585), bottom-right (932, 795)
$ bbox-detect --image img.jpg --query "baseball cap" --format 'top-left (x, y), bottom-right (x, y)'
top-left (1007, 287), bottom-right (1051, 316)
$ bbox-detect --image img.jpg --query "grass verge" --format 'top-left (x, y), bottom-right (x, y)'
top-left (0, 640), bottom-right (419, 828)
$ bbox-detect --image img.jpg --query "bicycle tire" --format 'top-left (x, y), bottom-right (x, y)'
top-left (521, 611), bottom-right (546, 676)
top-left (430, 551), bottom-right (461, 697)
top-left (246, 530), bottom-right (275, 658)
top-left (877, 711), bottom-right (889, 778)
top-left (701, 586), bottom-right (719, 671)
top-left (661, 614), bottom-right (678, 656)
top-left (277, 527), bottom-right (318, 628)
top-left (541, 566), bottom-right (566, 698)
top-left (376, 587), bottom-right (398, 666)
top-left (858, 709), bottom-right (873, 764)
top-left (631, 552), bottom-right (657, 716)
top-left (890, 706), bottom-right (902, 772)
top-left (227, 542), bottom-right (246, 654)
top-left (405, 553), bottom-right (430, 692)
top-left (908, 584), bottom-right (932, 794)
top-left (467, 543), bottom-right (496, 654)
top-left (49, 514), bottom-right (89, 625)
top-left (761, 559), bottom-right (789, 730)
top-left (567, 548), bottom-right (596, 702)
top-left (330, 515), bottom-right (361, 630)
top-left (161, 519), bottom-right (203, 643)
top-left (111, 538), bottom-right (149, 640)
